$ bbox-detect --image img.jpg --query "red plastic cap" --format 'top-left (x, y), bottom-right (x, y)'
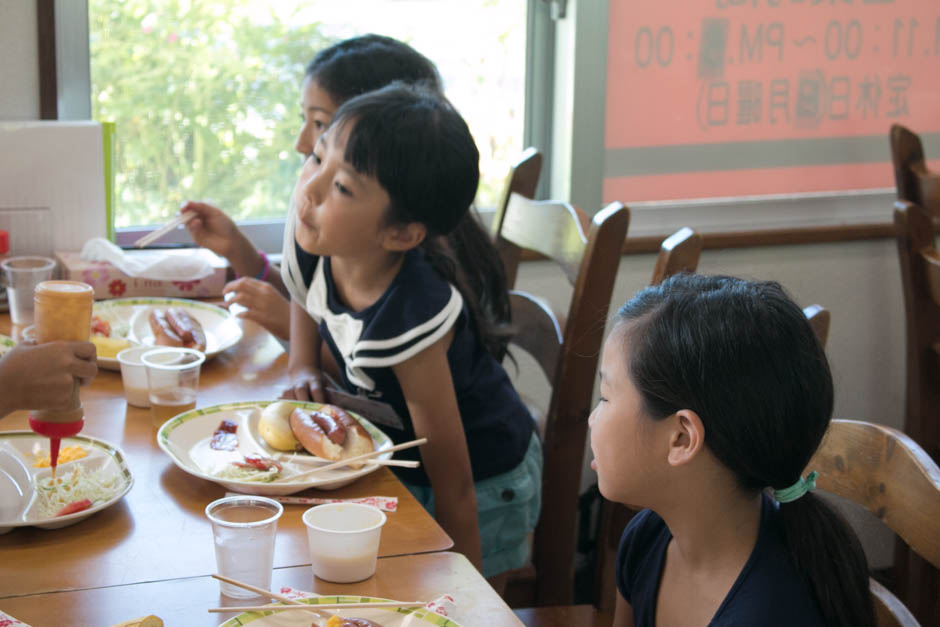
top-left (0, 230), bottom-right (8, 255)
top-left (28, 415), bottom-right (84, 438)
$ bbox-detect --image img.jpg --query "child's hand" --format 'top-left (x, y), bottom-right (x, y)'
top-left (180, 201), bottom-right (241, 258)
top-left (223, 278), bottom-right (291, 341)
top-left (0, 341), bottom-right (98, 418)
top-left (281, 366), bottom-right (328, 403)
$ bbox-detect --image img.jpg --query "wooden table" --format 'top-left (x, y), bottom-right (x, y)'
top-left (0, 552), bottom-right (523, 626)
top-left (0, 315), bottom-right (452, 597)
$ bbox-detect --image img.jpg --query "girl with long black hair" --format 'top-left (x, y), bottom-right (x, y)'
top-left (592, 274), bottom-right (874, 626)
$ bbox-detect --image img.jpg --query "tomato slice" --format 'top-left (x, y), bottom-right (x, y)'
top-left (90, 315), bottom-right (111, 337)
top-left (55, 498), bottom-right (93, 517)
top-left (232, 455), bottom-right (282, 472)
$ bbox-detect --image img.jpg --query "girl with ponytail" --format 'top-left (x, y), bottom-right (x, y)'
top-left (281, 83), bottom-right (540, 581)
top-left (591, 274), bottom-right (874, 626)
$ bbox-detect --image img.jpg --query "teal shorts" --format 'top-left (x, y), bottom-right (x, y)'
top-left (402, 432), bottom-right (543, 577)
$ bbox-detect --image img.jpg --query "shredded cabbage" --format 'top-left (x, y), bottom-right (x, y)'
top-left (215, 463), bottom-right (280, 483)
top-left (34, 464), bottom-right (121, 519)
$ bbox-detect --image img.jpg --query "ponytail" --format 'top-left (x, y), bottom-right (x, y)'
top-left (777, 494), bottom-right (875, 627)
top-left (421, 210), bottom-right (513, 360)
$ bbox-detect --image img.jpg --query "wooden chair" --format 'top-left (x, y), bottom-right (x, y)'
top-left (892, 199), bottom-right (940, 623)
top-left (516, 227), bottom-right (700, 626)
top-left (889, 124), bottom-right (940, 214)
top-left (497, 192), bottom-right (629, 609)
top-left (649, 226), bottom-right (703, 286)
top-left (803, 304), bottom-right (831, 348)
top-left (491, 147), bottom-right (543, 288)
top-left (807, 419), bottom-right (940, 626)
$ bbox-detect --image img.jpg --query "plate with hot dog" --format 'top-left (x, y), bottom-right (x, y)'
top-left (157, 400), bottom-right (395, 495)
top-left (91, 297), bottom-right (242, 370)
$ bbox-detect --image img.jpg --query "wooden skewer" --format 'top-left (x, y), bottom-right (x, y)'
top-left (210, 573), bottom-right (331, 618)
top-left (285, 437), bottom-right (428, 482)
top-left (208, 600), bottom-right (425, 613)
top-left (275, 452), bottom-right (420, 469)
top-left (133, 211), bottom-right (196, 248)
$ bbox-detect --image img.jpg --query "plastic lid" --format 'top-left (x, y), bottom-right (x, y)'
top-left (34, 280), bottom-right (94, 297)
top-left (0, 230), bottom-right (8, 255)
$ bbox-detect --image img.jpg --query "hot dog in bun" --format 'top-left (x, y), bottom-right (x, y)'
top-left (148, 307), bottom-right (207, 352)
top-left (289, 404), bottom-right (374, 468)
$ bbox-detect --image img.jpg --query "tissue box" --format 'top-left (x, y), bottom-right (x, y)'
top-left (55, 248), bottom-right (229, 299)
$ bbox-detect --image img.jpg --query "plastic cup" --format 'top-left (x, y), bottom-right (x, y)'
top-left (116, 346), bottom-right (153, 408)
top-left (141, 347), bottom-right (205, 427)
top-left (205, 495), bottom-right (283, 598)
top-left (1, 256), bottom-right (55, 325)
top-left (302, 503), bottom-right (387, 583)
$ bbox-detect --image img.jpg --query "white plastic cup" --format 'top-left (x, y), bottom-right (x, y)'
top-left (1, 256), bottom-right (55, 325)
top-left (302, 503), bottom-right (387, 583)
top-left (141, 346), bottom-right (205, 427)
top-left (116, 346), bottom-right (153, 408)
top-left (205, 495), bottom-right (283, 599)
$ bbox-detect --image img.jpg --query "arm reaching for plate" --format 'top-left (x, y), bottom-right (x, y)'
top-left (222, 277), bottom-right (291, 341)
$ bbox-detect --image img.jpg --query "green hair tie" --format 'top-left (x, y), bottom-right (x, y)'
top-left (773, 471), bottom-right (818, 504)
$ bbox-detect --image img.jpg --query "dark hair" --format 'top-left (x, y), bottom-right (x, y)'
top-left (306, 34), bottom-right (442, 105)
top-left (616, 274), bottom-right (874, 627)
top-left (328, 83), bottom-right (511, 358)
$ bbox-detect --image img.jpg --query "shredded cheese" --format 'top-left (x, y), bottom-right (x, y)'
top-left (33, 445), bottom-right (89, 468)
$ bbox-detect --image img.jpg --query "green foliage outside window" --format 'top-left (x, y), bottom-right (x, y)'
top-left (91, 0), bottom-right (330, 227)
top-left (91, 0), bottom-right (523, 229)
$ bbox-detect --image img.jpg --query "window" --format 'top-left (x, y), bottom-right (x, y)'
top-left (87, 0), bottom-right (528, 238)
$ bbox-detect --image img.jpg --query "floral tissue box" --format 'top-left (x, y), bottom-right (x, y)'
top-left (55, 249), bottom-right (229, 299)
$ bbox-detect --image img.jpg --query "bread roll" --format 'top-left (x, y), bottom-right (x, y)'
top-left (258, 401), bottom-right (302, 451)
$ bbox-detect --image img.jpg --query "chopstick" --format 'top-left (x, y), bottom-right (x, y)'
top-left (210, 573), bottom-right (331, 618)
top-left (208, 601), bottom-right (425, 613)
top-left (285, 437), bottom-right (428, 482)
top-left (133, 211), bottom-right (196, 248)
top-left (275, 451), bottom-right (420, 469)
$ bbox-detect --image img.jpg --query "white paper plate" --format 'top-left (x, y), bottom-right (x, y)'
top-left (0, 432), bottom-right (134, 534)
top-left (0, 334), bottom-right (14, 357)
top-left (218, 596), bottom-right (461, 627)
top-left (157, 401), bottom-right (394, 495)
top-left (92, 297), bottom-right (243, 371)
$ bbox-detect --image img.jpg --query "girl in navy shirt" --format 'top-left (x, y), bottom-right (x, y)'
top-left (280, 84), bottom-right (540, 580)
top-left (591, 274), bottom-right (874, 626)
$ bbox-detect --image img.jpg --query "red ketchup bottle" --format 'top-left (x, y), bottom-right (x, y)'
top-left (28, 280), bottom-right (94, 475)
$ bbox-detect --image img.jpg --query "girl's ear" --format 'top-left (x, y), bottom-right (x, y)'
top-left (666, 409), bottom-right (705, 467)
top-left (382, 221), bottom-right (427, 252)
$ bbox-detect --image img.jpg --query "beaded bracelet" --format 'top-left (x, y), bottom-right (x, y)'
top-left (255, 249), bottom-right (271, 281)
top-left (235, 249), bottom-right (270, 281)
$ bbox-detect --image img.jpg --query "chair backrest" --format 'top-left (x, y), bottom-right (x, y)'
top-left (893, 200), bottom-right (940, 462)
top-left (893, 199), bottom-right (940, 625)
top-left (807, 419), bottom-right (940, 626)
top-left (500, 192), bottom-right (629, 607)
top-left (802, 304), bottom-right (832, 348)
top-left (492, 147), bottom-right (543, 288)
top-left (890, 124), bottom-right (940, 213)
top-left (650, 227), bottom-right (703, 286)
